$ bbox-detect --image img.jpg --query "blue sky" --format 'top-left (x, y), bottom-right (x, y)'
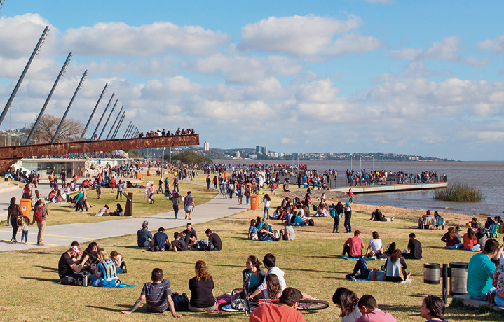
top-left (1, 0), bottom-right (504, 160)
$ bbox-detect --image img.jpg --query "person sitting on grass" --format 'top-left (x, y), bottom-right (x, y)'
top-left (250, 287), bottom-right (306, 322)
top-left (403, 233), bottom-right (422, 259)
top-left (170, 232), bottom-right (188, 252)
top-left (95, 205), bottom-right (109, 216)
top-left (441, 227), bottom-right (461, 248)
top-left (183, 223), bottom-right (197, 248)
top-left (420, 295), bottom-right (448, 322)
top-left (332, 287), bottom-right (361, 322)
top-left (492, 255), bottom-right (504, 308)
top-left (342, 230), bottom-right (364, 258)
top-left (152, 227), bottom-right (169, 251)
top-left (355, 295), bottom-right (397, 322)
top-left (121, 268), bottom-right (182, 318)
top-left (188, 260), bottom-right (217, 312)
top-left (91, 248), bottom-right (118, 286)
top-left (283, 220), bottom-right (295, 241)
top-left (205, 229), bottom-right (222, 251)
top-left (249, 253), bottom-right (286, 299)
top-left (58, 241), bottom-right (84, 285)
top-left (463, 228), bottom-right (479, 251)
top-left (346, 258), bottom-right (386, 281)
top-left (110, 251), bottom-right (127, 274)
top-left (260, 274), bottom-right (283, 300)
top-left (366, 231), bottom-right (384, 257)
top-left (137, 221), bottom-right (153, 248)
top-left (111, 203), bottom-right (123, 216)
top-left (80, 241), bottom-right (99, 268)
top-left (248, 219), bottom-right (259, 240)
top-left (468, 238), bottom-right (499, 301)
top-left (385, 249), bottom-right (410, 282)
top-left (243, 255), bottom-right (267, 295)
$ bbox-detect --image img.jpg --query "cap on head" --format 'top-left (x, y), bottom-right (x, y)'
top-left (70, 245), bottom-right (81, 255)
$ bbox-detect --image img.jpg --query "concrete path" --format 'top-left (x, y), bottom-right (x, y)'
top-left (0, 181), bottom-right (250, 251)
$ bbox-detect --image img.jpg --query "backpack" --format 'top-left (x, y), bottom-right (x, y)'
top-left (307, 219), bottom-right (315, 226)
top-left (33, 205), bottom-right (44, 223)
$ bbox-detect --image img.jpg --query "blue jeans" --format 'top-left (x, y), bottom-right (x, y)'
top-left (246, 196), bottom-right (250, 204)
top-left (21, 229), bottom-right (28, 243)
top-left (264, 207), bottom-right (269, 219)
top-left (470, 288), bottom-right (496, 301)
top-left (352, 258), bottom-right (372, 279)
top-left (344, 218), bottom-right (351, 232)
top-left (495, 294), bottom-right (504, 307)
top-left (173, 204), bottom-right (179, 218)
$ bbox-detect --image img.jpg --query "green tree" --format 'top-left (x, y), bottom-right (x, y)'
top-left (167, 151), bottom-right (213, 164)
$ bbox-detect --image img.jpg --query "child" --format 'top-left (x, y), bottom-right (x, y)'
top-left (110, 250), bottom-right (127, 273)
top-left (95, 205), bottom-right (109, 216)
top-left (20, 216), bottom-right (30, 245)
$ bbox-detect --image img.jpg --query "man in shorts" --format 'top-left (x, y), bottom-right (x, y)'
top-left (122, 268), bottom-right (182, 317)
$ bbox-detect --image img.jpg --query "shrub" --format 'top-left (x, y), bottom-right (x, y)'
top-left (434, 182), bottom-right (483, 202)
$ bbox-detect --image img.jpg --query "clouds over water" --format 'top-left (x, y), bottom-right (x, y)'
top-left (0, 12), bottom-right (503, 160)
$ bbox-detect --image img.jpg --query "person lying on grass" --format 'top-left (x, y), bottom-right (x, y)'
top-left (121, 268), bottom-right (182, 318)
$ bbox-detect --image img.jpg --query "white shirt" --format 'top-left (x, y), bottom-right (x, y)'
top-left (369, 238), bottom-right (383, 252)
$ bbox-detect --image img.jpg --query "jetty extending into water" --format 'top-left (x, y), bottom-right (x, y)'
top-left (331, 182), bottom-right (448, 194)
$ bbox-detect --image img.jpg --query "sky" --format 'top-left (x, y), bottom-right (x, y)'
top-left (0, 0), bottom-right (503, 161)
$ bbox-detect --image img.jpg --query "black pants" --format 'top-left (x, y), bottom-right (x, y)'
top-left (11, 222), bottom-right (19, 240)
top-left (333, 219), bottom-right (339, 232)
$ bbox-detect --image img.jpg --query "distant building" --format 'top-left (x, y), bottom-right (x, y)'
top-left (235, 151), bottom-right (241, 158)
top-left (204, 141), bottom-right (209, 151)
top-left (249, 154), bottom-right (258, 160)
top-left (256, 145), bottom-right (268, 154)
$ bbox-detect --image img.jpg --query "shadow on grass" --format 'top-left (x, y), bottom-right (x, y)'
top-left (86, 304), bottom-right (132, 312)
top-left (34, 265), bottom-right (58, 272)
top-left (132, 258), bottom-right (243, 269)
top-left (378, 304), bottom-right (420, 316)
top-left (306, 255), bottom-right (339, 259)
top-left (322, 276), bottom-right (347, 280)
top-left (229, 236), bottom-right (249, 241)
top-left (424, 245), bottom-right (445, 249)
top-left (21, 276), bottom-right (60, 283)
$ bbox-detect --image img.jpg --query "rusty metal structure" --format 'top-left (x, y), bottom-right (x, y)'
top-left (25, 52), bottom-right (73, 145)
top-left (51, 70), bottom-right (88, 143)
top-left (82, 83), bottom-right (108, 139)
top-left (0, 26), bottom-right (49, 127)
top-left (0, 134), bottom-right (199, 173)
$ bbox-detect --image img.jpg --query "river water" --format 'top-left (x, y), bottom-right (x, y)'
top-left (213, 160), bottom-right (504, 217)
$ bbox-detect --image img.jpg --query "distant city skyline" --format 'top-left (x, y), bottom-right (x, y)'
top-left (1, 1), bottom-right (504, 161)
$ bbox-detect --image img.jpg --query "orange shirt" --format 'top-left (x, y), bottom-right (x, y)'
top-left (463, 233), bottom-right (477, 249)
top-left (249, 303), bottom-right (305, 322)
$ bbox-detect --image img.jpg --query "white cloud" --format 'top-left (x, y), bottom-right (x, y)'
top-left (478, 35), bottom-right (504, 54)
top-left (238, 15), bottom-right (382, 56)
top-left (61, 21), bottom-right (231, 56)
top-left (296, 79), bottom-right (339, 103)
top-left (187, 53), bottom-right (305, 84)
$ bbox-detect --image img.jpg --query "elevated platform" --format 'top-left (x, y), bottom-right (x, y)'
top-left (331, 182), bottom-right (447, 193)
top-left (0, 134), bottom-right (199, 172)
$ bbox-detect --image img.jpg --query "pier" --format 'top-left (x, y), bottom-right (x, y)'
top-left (331, 182), bottom-right (448, 193)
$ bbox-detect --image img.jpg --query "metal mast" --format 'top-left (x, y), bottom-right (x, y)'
top-left (98, 99), bottom-right (117, 140)
top-left (123, 121), bottom-right (133, 139)
top-left (25, 52), bottom-right (72, 145)
top-left (91, 93), bottom-right (114, 140)
top-left (51, 70), bottom-right (87, 143)
top-left (0, 26), bottom-right (49, 127)
top-left (112, 112), bottom-right (125, 139)
top-left (81, 83), bottom-right (108, 139)
top-left (106, 106), bottom-right (123, 139)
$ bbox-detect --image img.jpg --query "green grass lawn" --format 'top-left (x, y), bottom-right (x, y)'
top-left (0, 192), bottom-right (502, 321)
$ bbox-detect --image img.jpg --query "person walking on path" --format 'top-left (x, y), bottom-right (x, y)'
top-left (116, 180), bottom-right (124, 200)
top-left (184, 191), bottom-right (195, 220)
top-left (348, 189), bottom-right (354, 203)
top-left (33, 199), bottom-right (49, 246)
top-left (7, 197), bottom-right (21, 243)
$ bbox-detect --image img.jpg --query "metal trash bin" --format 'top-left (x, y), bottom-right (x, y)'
top-left (423, 263), bottom-right (441, 284)
top-left (449, 262), bottom-right (468, 295)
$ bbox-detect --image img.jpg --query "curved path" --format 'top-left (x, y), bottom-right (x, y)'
top-left (0, 181), bottom-right (249, 251)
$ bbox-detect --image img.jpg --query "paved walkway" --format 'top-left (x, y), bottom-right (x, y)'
top-left (0, 181), bottom-right (250, 251)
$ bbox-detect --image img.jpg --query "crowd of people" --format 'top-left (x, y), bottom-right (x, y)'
top-left (138, 128), bottom-right (195, 138)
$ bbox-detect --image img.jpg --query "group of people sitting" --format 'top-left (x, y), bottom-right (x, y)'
top-left (342, 231), bottom-right (422, 282)
top-left (333, 288), bottom-right (448, 322)
top-left (442, 216), bottom-right (504, 251)
top-left (58, 241), bottom-right (127, 287)
top-left (247, 216), bottom-right (297, 242)
top-left (137, 222), bottom-right (222, 252)
top-left (418, 210), bottom-right (444, 229)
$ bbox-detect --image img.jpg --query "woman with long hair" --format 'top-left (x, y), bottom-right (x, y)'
top-left (262, 274), bottom-right (282, 300)
top-left (263, 194), bottom-right (271, 219)
top-left (332, 287), bottom-right (361, 322)
top-left (243, 255), bottom-right (266, 295)
top-left (7, 197), bottom-right (21, 243)
top-left (385, 249), bottom-right (409, 282)
top-left (463, 227), bottom-right (479, 251)
top-left (188, 260), bottom-right (217, 312)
